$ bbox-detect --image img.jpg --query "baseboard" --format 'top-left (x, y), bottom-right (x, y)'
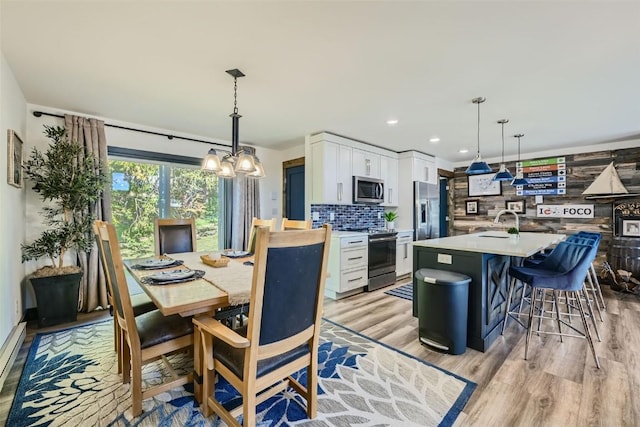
top-left (0, 322), bottom-right (27, 391)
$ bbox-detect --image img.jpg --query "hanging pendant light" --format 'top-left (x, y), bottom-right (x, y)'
top-left (511, 133), bottom-right (528, 186)
top-left (492, 119), bottom-right (514, 181)
top-left (465, 97), bottom-right (493, 175)
top-left (201, 68), bottom-right (265, 178)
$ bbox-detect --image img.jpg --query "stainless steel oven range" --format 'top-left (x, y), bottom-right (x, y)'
top-left (345, 228), bottom-right (397, 291)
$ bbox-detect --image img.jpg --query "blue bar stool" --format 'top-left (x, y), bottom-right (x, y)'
top-left (509, 242), bottom-right (601, 368)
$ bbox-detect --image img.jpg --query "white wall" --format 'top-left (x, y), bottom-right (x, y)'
top-left (0, 53), bottom-right (27, 348)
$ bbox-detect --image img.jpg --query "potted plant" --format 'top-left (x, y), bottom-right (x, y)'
top-left (21, 125), bottom-right (106, 327)
top-left (383, 211), bottom-right (398, 230)
top-left (507, 226), bottom-right (520, 240)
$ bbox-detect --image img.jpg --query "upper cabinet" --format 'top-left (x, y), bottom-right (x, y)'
top-left (310, 140), bottom-right (352, 204)
top-left (352, 148), bottom-right (381, 178)
top-left (380, 155), bottom-right (398, 206)
top-left (406, 152), bottom-right (437, 184)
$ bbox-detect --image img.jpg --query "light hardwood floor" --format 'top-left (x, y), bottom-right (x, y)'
top-left (1, 280), bottom-right (637, 426)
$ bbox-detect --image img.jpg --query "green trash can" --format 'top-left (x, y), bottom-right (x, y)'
top-left (415, 268), bottom-right (471, 355)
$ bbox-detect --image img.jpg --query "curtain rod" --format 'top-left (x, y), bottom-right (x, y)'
top-left (32, 110), bottom-right (232, 149)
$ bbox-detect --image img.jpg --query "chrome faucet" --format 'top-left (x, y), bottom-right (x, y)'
top-left (494, 209), bottom-right (519, 231)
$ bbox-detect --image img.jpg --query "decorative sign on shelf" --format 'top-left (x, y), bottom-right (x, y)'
top-left (536, 204), bottom-right (594, 218)
top-left (613, 200), bottom-right (640, 237)
top-left (515, 156), bottom-right (566, 196)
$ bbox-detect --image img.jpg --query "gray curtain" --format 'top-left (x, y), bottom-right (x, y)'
top-left (230, 147), bottom-right (261, 251)
top-left (65, 115), bottom-right (112, 312)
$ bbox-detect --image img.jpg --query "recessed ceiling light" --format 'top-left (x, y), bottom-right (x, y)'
top-left (459, 148), bottom-right (469, 154)
top-left (386, 119), bottom-right (398, 126)
top-left (429, 137), bottom-right (440, 143)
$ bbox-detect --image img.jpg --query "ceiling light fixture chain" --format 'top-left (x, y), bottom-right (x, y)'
top-left (233, 75), bottom-right (239, 115)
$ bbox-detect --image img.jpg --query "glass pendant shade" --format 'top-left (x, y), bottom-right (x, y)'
top-left (466, 97), bottom-right (492, 175)
top-left (217, 158), bottom-right (236, 178)
top-left (249, 159), bottom-right (266, 178)
top-left (202, 149), bottom-right (222, 172)
top-left (234, 151), bottom-right (257, 173)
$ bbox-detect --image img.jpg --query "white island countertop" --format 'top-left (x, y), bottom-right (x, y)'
top-left (413, 231), bottom-right (566, 258)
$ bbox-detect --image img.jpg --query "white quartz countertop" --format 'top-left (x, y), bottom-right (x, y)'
top-left (413, 231), bottom-right (566, 257)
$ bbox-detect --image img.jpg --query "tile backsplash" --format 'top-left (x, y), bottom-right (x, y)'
top-left (311, 204), bottom-right (385, 230)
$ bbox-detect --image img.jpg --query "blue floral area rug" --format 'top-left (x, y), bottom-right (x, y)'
top-left (385, 282), bottom-right (413, 301)
top-left (7, 318), bottom-right (475, 426)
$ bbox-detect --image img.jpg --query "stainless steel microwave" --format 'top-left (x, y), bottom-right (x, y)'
top-left (353, 176), bottom-right (384, 204)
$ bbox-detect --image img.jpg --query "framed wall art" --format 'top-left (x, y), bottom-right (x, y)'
top-left (7, 129), bottom-right (24, 188)
top-left (465, 200), bottom-right (479, 215)
top-left (505, 199), bottom-right (526, 214)
top-left (622, 219), bottom-right (640, 237)
top-left (467, 173), bottom-right (502, 197)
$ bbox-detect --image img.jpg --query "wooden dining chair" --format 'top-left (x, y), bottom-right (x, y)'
top-left (95, 221), bottom-right (194, 417)
top-left (92, 220), bottom-right (156, 376)
top-left (280, 218), bottom-right (312, 231)
top-left (193, 224), bottom-right (332, 427)
top-left (154, 217), bottom-right (197, 255)
top-left (247, 217), bottom-right (275, 253)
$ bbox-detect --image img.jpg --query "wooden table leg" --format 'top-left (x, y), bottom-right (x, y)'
top-left (193, 324), bottom-right (203, 404)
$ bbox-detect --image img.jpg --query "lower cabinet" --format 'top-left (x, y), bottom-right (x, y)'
top-left (325, 233), bottom-right (368, 299)
top-left (396, 231), bottom-right (413, 277)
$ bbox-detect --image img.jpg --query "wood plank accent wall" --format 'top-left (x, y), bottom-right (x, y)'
top-left (451, 147), bottom-right (640, 268)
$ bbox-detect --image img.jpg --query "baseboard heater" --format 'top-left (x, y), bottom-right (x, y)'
top-left (0, 322), bottom-right (26, 391)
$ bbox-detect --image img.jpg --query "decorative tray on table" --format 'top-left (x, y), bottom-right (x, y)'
top-left (200, 254), bottom-right (230, 268)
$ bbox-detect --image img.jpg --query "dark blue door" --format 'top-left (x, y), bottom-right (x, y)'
top-left (439, 177), bottom-right (448, 237)
top-left (285, 165), bottom-right (305, 220)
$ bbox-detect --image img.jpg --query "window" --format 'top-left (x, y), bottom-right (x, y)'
top-left (109, 148), bottom-right (220, 259)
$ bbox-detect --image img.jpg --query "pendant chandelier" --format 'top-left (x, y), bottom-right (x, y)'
top-left (202, 68), bottom-right (265, 178)
top-left (492, 119), bottom-right (514, 181)
top-left (465, 97), bottom-right (493, 175)
top-left (511, 133), bottom-right (528, 186)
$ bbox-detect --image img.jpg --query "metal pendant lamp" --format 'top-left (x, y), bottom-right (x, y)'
top-left (511, 133), bottom-right (528, 186)
top-left (492, 119), bottom-right (514, 181)
top-left (201, 68), bottom-right (265, 179)
top-left (465, 97), bottom-right (493, 175)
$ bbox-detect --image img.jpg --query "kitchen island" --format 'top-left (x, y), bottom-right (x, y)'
top-left (413, 231), bottom-right (566, 352)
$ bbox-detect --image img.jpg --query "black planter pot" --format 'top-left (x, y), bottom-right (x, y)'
top-left (30, 272), bottom-right (82, 328)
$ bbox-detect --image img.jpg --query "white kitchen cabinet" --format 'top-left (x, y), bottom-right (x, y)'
top-left (352, 148), bottom-right (381, 178)
top-left (412, 156), bottom-right (436, 184)
top-left (325, 233), bottom-right (369, 299)
top-left (380, 155), bottom-right (398, 206)
top-left (396, 231), bottom-right (413, 278)
top-left (310, 141), bottom-right (352, 204)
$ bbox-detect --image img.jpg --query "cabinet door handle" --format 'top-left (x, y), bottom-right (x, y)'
top-left (389, 188), bottom-right (392, 203)
top-left (366, 159), bottom-right (371, 176)
top-left (348, 240), bottom-right (365, 245)
top-left (348, 256), bottom-right (363, 261)
top-left (337, 182), bottom-right (343, 201)
top-left (404, 243), bottom-right (408, 259)
top-left (348, 277), bottom-right (363, 282)
top-left (425, 166), bottom-right (429, 182)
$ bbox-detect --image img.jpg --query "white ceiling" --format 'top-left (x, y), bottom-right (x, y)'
top-left (2, 1), bottom-right (640, 163)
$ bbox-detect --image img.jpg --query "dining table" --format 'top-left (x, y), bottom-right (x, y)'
top-left (124, 250), bottom-right (255, 404)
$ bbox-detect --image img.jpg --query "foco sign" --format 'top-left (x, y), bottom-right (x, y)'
top-left (537, 204), bottom-right (594, 218)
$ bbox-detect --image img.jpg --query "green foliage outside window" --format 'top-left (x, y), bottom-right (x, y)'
top-left (110, 160), bottom-right (219, 259)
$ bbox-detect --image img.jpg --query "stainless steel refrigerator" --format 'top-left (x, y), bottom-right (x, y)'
top-left (413, 181), bottom-right (440, 240)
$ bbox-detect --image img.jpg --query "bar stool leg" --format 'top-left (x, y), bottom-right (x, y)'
top-left (573, 290), bottom-right (601, 369)
top-left (502, 277), bottom-right (516, 335)
top-left (581, 287), bottom-right (602, 342)
top-left (590, 263), bottom-right (607, 313)
top-left (524, 287), bottom-right (539, 361)
top-left (585, 270), bottom-right (604, 322)
top-left (553, 290), bottom-right (563, 343)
